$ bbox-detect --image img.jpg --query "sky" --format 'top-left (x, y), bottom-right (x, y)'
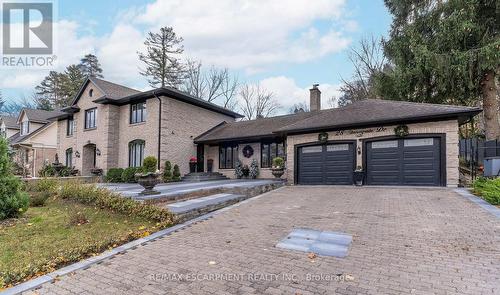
top-left (0, 0), bottom-right (392, 114)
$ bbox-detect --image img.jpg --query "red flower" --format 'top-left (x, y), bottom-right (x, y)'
top-left (189, 157), bottom-right (197, 163)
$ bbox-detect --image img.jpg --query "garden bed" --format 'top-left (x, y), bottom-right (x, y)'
top-left (472, 177), bottom-right (500, 206)
top-left (0, 180), bottom-right (175, 289)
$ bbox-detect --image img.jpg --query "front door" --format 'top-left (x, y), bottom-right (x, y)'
top-left (197, 144), bottom-right (204, 172)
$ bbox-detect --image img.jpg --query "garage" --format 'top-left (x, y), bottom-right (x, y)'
top-left (297, 142), bottom-right (355, 185)
top-left (365, 137), bottom-right (442, 186)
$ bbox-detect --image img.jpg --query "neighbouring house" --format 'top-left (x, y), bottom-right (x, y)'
top-left (9, 108), bottom-right (64, 177)
top-left (0, 115), bottom-right (20, 139)
top-left (54, 78), bottom-right (481, 187)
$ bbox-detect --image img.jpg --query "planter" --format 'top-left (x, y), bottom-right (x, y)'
top-left (271, 168), bottom-right (285, 179)
top-left (90, 168), bottom-right (103, 176)
top-left (207, 159), bottom-right (214, 172)
top-left (189, 162), bottom-right (197, 173)
top-left (135, 172), bottom-right (161, 195)
top-left (353, 171), bottom-right (364, 186)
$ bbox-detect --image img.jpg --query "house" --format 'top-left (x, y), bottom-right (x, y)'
top-left (54, 78), bottom-right (480, 187)
top-left (0, 115), bottom-right (20, 139)
top-left (9, 108), bottom-right (64, 177)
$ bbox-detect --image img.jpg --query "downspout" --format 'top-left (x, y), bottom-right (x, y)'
top-left (153, 90), bottom-right (162, 170)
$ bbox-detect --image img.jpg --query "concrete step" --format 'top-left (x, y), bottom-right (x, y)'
top-left (166, 193), bottom-right (246, 222)
top-left (181, 172), bottom-right (229, 182)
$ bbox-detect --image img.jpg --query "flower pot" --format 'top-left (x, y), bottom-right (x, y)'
top-left (135, 172), bottom-right (161, 195)
top-left (271, 168), bottom-right (285, 179)
top-left (189, 162), bottom-right (197, 173)
top-left (353, 171), bottom-right (364, 186)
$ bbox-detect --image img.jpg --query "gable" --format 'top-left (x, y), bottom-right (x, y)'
top-left (71, 79), bottom-right (105, 107)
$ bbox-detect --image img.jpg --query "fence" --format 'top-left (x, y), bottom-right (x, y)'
top-left (459, 138), bottom-right (500, 179)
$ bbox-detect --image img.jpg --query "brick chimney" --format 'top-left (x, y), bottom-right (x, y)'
top-left (310, 84), bottom-right (321, 111)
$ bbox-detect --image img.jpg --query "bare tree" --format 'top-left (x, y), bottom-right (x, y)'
top-left (138, 26), bottom-right (184, 88)
top-left (220, 71), bottom-right (238, 110)
top-left (239, 84), bottom-right (279, 120)
top-left (183, 59), bottom-right (205, 98)
top-left (288, 102), bottom-right (310, 114)
top-left (340, 36), bottom-right (387, 105)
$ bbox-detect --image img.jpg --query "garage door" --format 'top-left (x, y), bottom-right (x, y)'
top-left (366, 137), bottom-right (441, 186)
top-left (298, 143), bottom-right (355, 185)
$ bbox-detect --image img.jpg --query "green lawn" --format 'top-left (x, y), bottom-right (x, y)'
top-left (0, 197), bottom-right (159, 288)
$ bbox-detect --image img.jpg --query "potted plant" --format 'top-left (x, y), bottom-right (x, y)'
top-left (242, 164), bottom-right (250, 178)
top-left (135, 156), bottom-right (161, 195)
top-left (189, 157), bottom-right (197, 173)
top-left (271, 157), bottom-right (285, 179)
top-left (353, 166), bottom-right (364, 186)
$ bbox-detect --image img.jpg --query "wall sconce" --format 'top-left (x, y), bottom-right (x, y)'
top-left (75, 151), bottom-right (80, 158)
top-left (96, 148), bottom-right (101, 156)
top-left (357, 146), bottom-right (361, 155)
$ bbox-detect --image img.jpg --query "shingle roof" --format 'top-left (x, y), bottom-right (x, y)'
top-left (22, 108), bottom-right (66, 123)
top-left (194, 99), bottom-right (481, 143)
top-left (90, 77), bottom-right (141, 99)
top-left (0, 115), bottom-right (19, 129)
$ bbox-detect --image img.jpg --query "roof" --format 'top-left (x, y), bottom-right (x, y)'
top-left (9, 121), bottom-right (56, 145)
top-left (20, 108), bottom-right (66, 124)
top-left (0, 115), bottom-right (20, 129)
top-left (90, 77), bottom-right (141, 100)
top-left (194, 99), bottom-right (481, 143)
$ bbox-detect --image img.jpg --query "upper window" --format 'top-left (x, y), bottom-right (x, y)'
top-left (129, 140), bottom-right (145, 168)
top-left (20, 121), bottom-right (29, 135)
top-left (84, 108), bottom-right (97, 129)
top-left (219, 144), bottom-right (238, 169)
top-left (89, 89), bottom-right (94, 97)
top-left (65, 148), bottom-right (73, 167)
top-left (67, 117), bottom-right (74, 136)
top-left (130, 102), bottom-right (146, 124)
top-left (261, 140), bottom-right (285, 168)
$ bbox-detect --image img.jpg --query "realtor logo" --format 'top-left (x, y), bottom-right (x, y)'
top-left (2, 2), bottom-right (53, 54)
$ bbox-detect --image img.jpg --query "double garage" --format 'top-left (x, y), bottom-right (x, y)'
top-left (297, 135), bottom-right (444, 186)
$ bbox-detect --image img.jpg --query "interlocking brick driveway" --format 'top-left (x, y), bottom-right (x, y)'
top-left (28, 187), bottom-right (499, 295)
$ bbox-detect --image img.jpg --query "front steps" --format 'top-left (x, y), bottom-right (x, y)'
top-left (166, 193), bottom-right (246, 222)
top-left (181, 172), bottom-right (229, 182)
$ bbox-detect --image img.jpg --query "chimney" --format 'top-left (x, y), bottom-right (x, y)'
top-left (309, 84), bottom-right (321, 111)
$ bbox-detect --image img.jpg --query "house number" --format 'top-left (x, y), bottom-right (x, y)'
top-left (334, 127), bottom-right (387, 137)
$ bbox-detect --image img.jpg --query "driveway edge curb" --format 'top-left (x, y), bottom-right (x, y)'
top-left (1, 186), bottom-right (286, 295)
top-left (454, 188), bottom-right (500, 219)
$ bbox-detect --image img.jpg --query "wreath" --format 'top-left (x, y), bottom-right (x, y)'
top-left (242, 145), bottom-right (254, 158)
top-left (394, 125), bottom-right (409, 137)
top-left (318, 132), bottom-right (329, 143)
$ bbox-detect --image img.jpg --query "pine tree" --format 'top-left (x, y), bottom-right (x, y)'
top-left (35, 71), bottom-right (65, 110)
top-left (79, 54), bottom-right (104, 78)
top-left (0, 137), bottom-right (29, 220)
top-left (138, 27), bottom-right (185, 88)
top-left (380, 0), bottom-right (500, 139)
top-left (61, 64), bottom-right (85, 101)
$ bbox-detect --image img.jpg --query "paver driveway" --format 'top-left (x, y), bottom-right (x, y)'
top-left (27, 187), bottom-right (499, 295)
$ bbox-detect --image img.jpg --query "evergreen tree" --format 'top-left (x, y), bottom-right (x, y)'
top-left (380, 0), bottom-right (500, 139)
top-left (79, 54), bottom-right (103, 78)
top-left (138, 26), bottom-right (185, 88)
top-left (61, 64), bottom-right (85, 101)
top-left (0, 90), bottom-right (4, 113)
top-left (34, 71), bottom-right (65, 110)
top-left (0, 137), bottom-right (29, 220)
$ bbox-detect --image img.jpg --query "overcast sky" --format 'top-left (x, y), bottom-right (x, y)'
top-left (0, 0), bottom-right (391, 114)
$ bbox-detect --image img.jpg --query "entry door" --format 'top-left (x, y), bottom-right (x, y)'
top-left (366, 137), bottom-right (441, 186)
top-left (298, 143), bottom-right (355, 185)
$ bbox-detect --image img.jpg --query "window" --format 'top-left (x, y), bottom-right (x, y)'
top-left (261, 141), bottom-right (285, 168)
top-left (89, 89), bottom-right (93, 97)
top-left (371, 140), bottom-right (398, 149)
top-left (404, 138), bottom-right (434, 147)
top-left (84, 108), bottom-right (97, 129)
top-left (130, 102), bottom-right (146, 124)
top-left (65, 148), bottom-right (73, 167)
top-left (20, 121), bottom-right (29, 135)
top-left (129, 140), bottom-right (145, 167)
top-left (67, 117), bottom-right (74, 136)
top-left (219, 145), bottom-right (238, 169)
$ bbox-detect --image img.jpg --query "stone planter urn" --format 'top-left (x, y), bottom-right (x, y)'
top-left (271, 168), bottom-right (285, 179)
top-left (353, 170), bottom-right (364, 186)
top-left (135, 172), bottom-right (161, 195)
top-left (189, 157), bottom-right (197, 173)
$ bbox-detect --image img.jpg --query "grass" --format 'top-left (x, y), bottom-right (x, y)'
top-left (472, 177), bottom-right (500, 206)
top-left (0, 197), bottom-right (160, 289)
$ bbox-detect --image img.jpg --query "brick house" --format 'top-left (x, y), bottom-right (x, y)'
top-left (54, 78), bottom-right (480, 187)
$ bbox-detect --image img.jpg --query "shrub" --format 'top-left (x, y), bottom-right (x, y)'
top-left (68, 211), bottom-right (89, 226)
top-left (142, 156), bottom-right (157, 173)
top-left (473, 177), bottom-right (500, 205)
top-left (234, 160), bottom-right (243, 179)
top-left (32, 178), bottom-right (58, 194)
top-left (29, 191), bottom-right (51, 207)
top-left (163, 161), bottom-right (172, 182)
top-left (38, 164), bottom-right (56, 177)
top-left (272, 157), bottom-right (284, 168)
top-left (106, 168), bottom-right (124, 183)
top-left (172, 164), bottom-right (181, 181)
top-left (59, 181), bottom-right (174, 224)
top-left (121, 167), bottom-right (139, 183)
top-left (59, 166), bottom-right (72, 177)
top-left (249, 159), bottom-right (259, 179)
top-left (0, 138), bottom-right (29, 220)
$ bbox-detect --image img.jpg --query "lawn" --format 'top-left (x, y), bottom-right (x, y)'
top-left (0, 181), bottom-right (173, 289)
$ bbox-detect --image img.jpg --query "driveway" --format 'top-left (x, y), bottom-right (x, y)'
top-left (27, 187), bottom-right (499, 295)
